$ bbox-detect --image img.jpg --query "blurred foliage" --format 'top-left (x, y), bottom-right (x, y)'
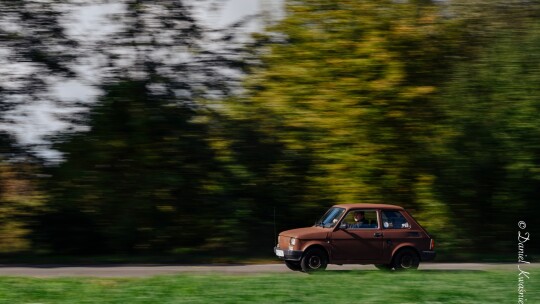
top-left (32, 0), bottom-right (249, 255)
top-left (38, 81), bottom-right (225, 253)
top-left (0, 0), bottom-right (539, 259)
top-left (0, 161), bottom-right (44, 253)
top-left (433, 23), bottom-right (540, 255)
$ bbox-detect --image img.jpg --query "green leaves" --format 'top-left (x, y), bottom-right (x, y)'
top-left (238, 0), bottom-right (455, 205)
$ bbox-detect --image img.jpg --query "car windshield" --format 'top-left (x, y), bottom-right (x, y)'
top-left (315, 207), bottom-right (345, 228)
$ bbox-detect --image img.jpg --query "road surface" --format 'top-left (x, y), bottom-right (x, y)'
top-left (0, 263), bottom-right (533, 277)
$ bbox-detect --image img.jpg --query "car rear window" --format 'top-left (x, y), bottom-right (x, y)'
top-left (381, 210), bottom-right (410, 229)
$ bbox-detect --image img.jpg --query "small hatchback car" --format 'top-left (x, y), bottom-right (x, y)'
top-left (274, 204), bottom-right (435, 272)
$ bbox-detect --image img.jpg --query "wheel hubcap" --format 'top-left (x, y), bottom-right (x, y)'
top-left (309, 256), bottom-right (321, 268)
top-left (401, 255), bottom-right (413, 268)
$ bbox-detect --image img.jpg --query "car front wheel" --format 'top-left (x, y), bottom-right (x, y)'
top-left (392, 248), bottom-right (420, 270)
top-left (300, 248), bottom-right (328, 273)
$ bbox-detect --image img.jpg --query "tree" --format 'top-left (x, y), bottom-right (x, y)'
top-left (232, 0), bottom-right (463, 206)
top-left (0, 1), bottom-right (72, 254)
top-left (435, 24), bottom-right (540, 255)
top-left (38, 0), bottom-right (249, 254)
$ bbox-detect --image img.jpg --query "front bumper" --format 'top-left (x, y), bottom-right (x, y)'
top-left (274, 247), bottom-right (303, 261)
top-left (421, 250), bottom-right (436, 261)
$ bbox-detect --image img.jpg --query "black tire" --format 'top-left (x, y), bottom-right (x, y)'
top-left (392, 248), bottom-right (420, 270)
top-left (374, 264), bottom-right (393, 271)
top-left (285, 260), bottom-right (302, 271)
top-left (300, 248), bottom-right (328, 273)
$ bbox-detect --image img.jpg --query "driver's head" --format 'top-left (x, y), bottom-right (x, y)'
top-left (354, 211), bottom-right (365, 222)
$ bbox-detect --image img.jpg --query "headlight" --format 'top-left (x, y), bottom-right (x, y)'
top-left (290, 237), bottom-right (296, 246)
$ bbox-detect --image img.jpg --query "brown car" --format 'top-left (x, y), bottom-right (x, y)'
top-left (274, 204), bottom-right (435, 272)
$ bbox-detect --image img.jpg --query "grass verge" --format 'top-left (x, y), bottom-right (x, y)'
top-left (0, 269), bottom-right (537, 303)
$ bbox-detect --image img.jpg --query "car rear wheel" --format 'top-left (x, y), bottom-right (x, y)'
top-left (300, 248), bottom-right (328, 273)
top-left (285, 260), bottom-right (302, 271)
top-left (392, 248), bottom-right (420, 270)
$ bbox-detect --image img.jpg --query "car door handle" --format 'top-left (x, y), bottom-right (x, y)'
top-left (374, 232), bottom-right (383, 237)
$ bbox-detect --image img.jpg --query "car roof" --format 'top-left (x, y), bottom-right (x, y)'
top-left (333, 203), bottom-right (404, 210)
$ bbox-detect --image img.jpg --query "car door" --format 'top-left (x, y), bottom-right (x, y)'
top-left (330, 209), bottom-right (384, 262)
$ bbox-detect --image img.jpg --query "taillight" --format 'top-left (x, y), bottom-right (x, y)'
top-left (430, 239), bottom-right (435, 250)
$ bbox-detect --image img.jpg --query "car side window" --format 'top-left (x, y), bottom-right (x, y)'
top-left (342, 210), bottom-right (379, 229)
top-left (381, 211), bottom-right (410, 229)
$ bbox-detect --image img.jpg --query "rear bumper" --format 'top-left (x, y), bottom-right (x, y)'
top-left (274, 247), bottom-right (303, 261)
top-left (421, 250), bottom-right (436, 261)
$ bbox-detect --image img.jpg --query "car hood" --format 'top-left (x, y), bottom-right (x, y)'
top-left (280, 227), bottom-right (328, 240)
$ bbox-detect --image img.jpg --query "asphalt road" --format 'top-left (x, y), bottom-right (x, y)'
top-left (0, 263), bottom-right (533, 277)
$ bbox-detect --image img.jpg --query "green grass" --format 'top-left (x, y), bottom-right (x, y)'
top-left (0, 269), bottom-right (537, 303)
